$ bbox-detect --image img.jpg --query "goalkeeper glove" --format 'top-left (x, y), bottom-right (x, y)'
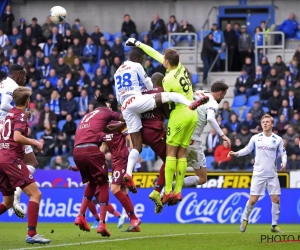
top-left (125, 38), bottom-right (141, 47)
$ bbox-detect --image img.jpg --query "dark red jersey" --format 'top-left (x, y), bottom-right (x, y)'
top-left (74, 107), bottom-right (121, 147)
top-left (141, 86), bottom-right (164, 130)
top-left (0, 107), bottom-right (28, 161)
top-left (102, 121), bottom-right (129, 164)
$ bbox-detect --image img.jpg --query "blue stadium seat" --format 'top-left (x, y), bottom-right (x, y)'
top-left (58, 120), bottom-right (66, 132)
top-left (152, 40), bottom-right (160, 50)
top-left (74, 119), bottom-right (81, 128)
top-left (162, 41), bottom-right (174, 50)
top-left (231, 107), bottom-right (240, 117)
top-left (232, 95), bottom-right (246, 107)
top-left (139, 31), bottom-right (149, 41)
top-left (107, 41), bottom-right (113, 48)
top-left (192, 74), bottom-right (198, 84)
top-left (36, 131), bottom-right (44, 140)
top-left (83, 63), bottom-right (92, 73)
top-left (88, 73), bottom-right (94, 81)
top-left (263, 107), bottom-right (269, 113)
top-left (74, 97), bottom-right (80, 103)
top-left (103, 32), bottom-right (112, 42)
top-left (246, 95), bottom-right (259, 107)
top-left (123, 42), bottom-right (131, 53)
top-left (206, 156), bottom-right (214, 169)
top-left (39, 86), bottom-right (44, 90)
top-left (196, 31), bottom-right (202, 41)
top-left (152, 60), bottom-right (160, 68)
top-left (113, 32), bottom-right (122, 40)
top-left (68, 157), bottom-right (76, 166)
top-left (241, 107), bottom-right (251, 120)
top-left (295, 31), bottom-right (300, 40)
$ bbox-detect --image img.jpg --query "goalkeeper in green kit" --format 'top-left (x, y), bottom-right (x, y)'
top-left (125, 38), bottom-right (209, 205)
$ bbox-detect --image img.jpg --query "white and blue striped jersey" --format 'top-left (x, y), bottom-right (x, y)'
top-left (237, 133), bottom-right (287, 177)
top-left (114, 61), bottom-right (153, 105)
top-left (0, 77), bottom-right (18, 122)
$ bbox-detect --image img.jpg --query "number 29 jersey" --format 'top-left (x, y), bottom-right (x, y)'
top-left (114, 61), bottom-right (151, 105)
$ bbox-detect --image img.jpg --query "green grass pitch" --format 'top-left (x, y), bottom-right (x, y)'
top-left (1, 223), bottom-right (299, 250)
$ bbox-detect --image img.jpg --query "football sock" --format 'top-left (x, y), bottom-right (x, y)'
top-left (27, 201), bottom-right (39, 237)
top-left (243, 200), bottom-right (254, 221)
top-left (183, 176), bottom-right (200, 187)
top-left (99, 206), bottom-right (107, 223)
top-left (107, 203), bottom-right (121, 218)
top-left (26, 165), bottom-right (36, 175)
top-left (0, 203), bottom-right (8, 215)
top-left (165, 156), bottom-right (177, 194)
top-left (126, 194), bottom-right (134, 209)
top-left (126, 149), bottom-right (139, 176)
top-left (114, 190), bottom-right (137, 220)
top-left (154, 163), bottom-right (165, 192)
top-left (161, 92), bottom-right (191, 106)
top-left (271, 202), bottom-right (280, 226)
top-left (98, 182), bottom-right (109, 222)
top-left (174, 158), bottom-right (187, 194)
top-left (79, 183), bottom-right (96, 215)
top-left (88, 201), bottom-right (99, 220)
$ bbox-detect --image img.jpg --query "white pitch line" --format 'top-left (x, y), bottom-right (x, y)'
top-left (9, 230), bottom-right (300, 250)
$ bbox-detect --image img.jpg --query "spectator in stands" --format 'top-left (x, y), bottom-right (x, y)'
top-left (293, 80), bottom-right (300, 98)
top-left (242, 56), bottom-right (255, 76)
top-left (227, 113), bottom-right (241, 137)
top-left (144, 59), bottom-right (155, 78)
top-left (91, 26), bottom-right (103, 46)
top-left (273, 55), bottom-right (287, 77)
top-left (38, 103), bottom-right (57, 131)
top-left (60, 91), bottom-right (77, 119)
top-left (234, 68), bottom-right (252, 96)
top-left (41, 56), bottom-right (51, 80)
top-left (142, 34), bottom-right (153, 48)
top-left (139, 145), bottom-right (155, 171)
top-left (54, 132), bottom-right (69, 156)
top-left (233, 23), bottom-right (241, 38)
top-left (29, 38), bottom-right (39, 56)
top-left (51, 26), bottom-right (63, 52)
top-left (70, 37), bottom-right (82, 57)
top-left (9, 27), bottom-right (21, 46)
top-left (269, 88), bottom-right (282, 117)
top-left (223, 23), bottom-right (238, 72)
top-left (212, 141), bottom-right (231, 170)
top-left (71, 57), bottom-right (82, 79)
top-left (249, 101), bottom-right (265, 124)
top-left (43, 37), bottom-right (54, 57)
top-left (64, 48), bottom-right (77, 67)
top-left (27, 65), bottom-right (42, 83)
top-left (47, 68), bottom-right (59, 87)
top-left (260, 78), bottom-right (273, 106)
top-left (63, 29), bottom-right (73, 52)
top-left (29, 80), bottom-right (39, 101)
top-left (78, 26), bottom-right (89, 47)
top-left (267, 68), bottom-right (279, 87)
top-left (1, 57), bottom-right (9, 75)
top-left (3, 38), bottom-right (12, 57)
top-left (276, 114), bottom-right (289, 136)
top-left (276, 13), bottom-right (300, 44)
top-left (259, 56), bottom-right (271, 77)
top-left (28, 102), bottom-right (40, 131)
top-left (54, 57), bottom-right (68, 78)
top-left (289, 113), bottom-right (300, 134)
top-left (24, 49), bottom-right (34, 67)
top-left (49, 90), bottom-right (61, 116)
top-left (55, 78), bottom-right (68, 97)
top-left (29, 17), bottom-right (42, 43)
top-left (236, 125), bottom-right (252, 146)
top-left (41, 128), bottom-right (56, 153)
top-left (287, 89), bottom-right (300, 112)
top-left (35, 48), bottom-right (44, 69)
top-left (14, 38), bottom-right (26, 55)
top-left (33, 93), bottom-right (46, 111)
top-left (111, 37), bottom-right (124, 61)
top-left (71, 18), bottom-right (81, 36)
top-left (100, 77), bottom-right (114, 96)
top-left (102, 48), bottom-right (114, 68)
top-left (253, 26), bottom-right (263, 62)
top-left (204, 129), bottom-right (220, 156)
top-left (99, 36), bottom-right (111, 52)
top-left (238, 25), bottom-right (252, 66)
top-left (251, 65), bottom-right (265, 96)
top-left (176, 20), bottom-right (196, 47)
top-left (110, 56), bottom-right (121, 81)
top-left (78, 89), bottom-right (89, 118)
top-left (42, 16), bottom-right (55, 41)
top-left (63, 114), bottom-right (77, 139)
top-left (17, 18), bottom-right (26, 36)
top-left (9, 48), bottom-right (18, 64)
top-left (284, 68), bottom-right (295, 87)
top-left (1, 5), bottom-right (14, 36)
top-left (283, 126), bottom-right (299, 148)
top-left (64, 71), bottom-right (77, 96)
top-left (92, 68), bottom-right (104, 90)
top-left (51, 156), bottom-right (70, 170)
top-left (22, 27), bottom-right (33, 48)
top-left (240, 113), bottom-right (259, 134)
top-left (77, 68), bottom-right (90, 92)
top-left (93, 58), bottom-right (108, 76)
top-left (278, 78), bottom-right (289, 97)
top-left (278, 99), bottom-right (293, 120)
top-left (211, 23), bottom-right (225, 71)
top-left (218, 101), bottom-right (234, 124)
top-left (287, 154), bottom-right (300, 170)
top-left (201, 32), bottom-right (219, 84)
top-left (165, 15), bottom-right (179, 44)
top-left (229, 138), bottom-right (246, 169)
top-left (149, 14), bottom-right (166, 45)
top-left (289, 58), bottom-right (299, 79)
top-left (82, 37), bottom-right (97, 65)
top-left (57, 20), bottom-right (71, 37)
top-left (121, 14), bottom-right (137, 41)
top-left (293, 45), bottom-right (300, 62)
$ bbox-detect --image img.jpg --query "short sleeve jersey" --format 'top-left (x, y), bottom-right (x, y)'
top-left (0, 77), bottom-right (18, 122)
top-left (74, 107), bottom-right (121, 147)
top-left (0, 107), bottom-right (28, 161)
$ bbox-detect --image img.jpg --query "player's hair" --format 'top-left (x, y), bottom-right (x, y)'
top-left (128, 47), bottom-right (144, 61)
top-left (151, 72), bottom-right (164, 87)
top-left (163, 49), bottom-right (179, 67)
top-left (9, 64), bottom-right (25, 74)
top-left (13, 87), bottom-right (31, 106)
top-left (210, 81), bottom-right (229, 93)
top-left (261, 114), bottom-right (274, 124)
top-left (93, 94), bottom-right (110, 109)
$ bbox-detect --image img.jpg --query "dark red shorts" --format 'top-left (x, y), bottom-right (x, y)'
top-left (0, 161), bottom-right (35, 196)
top-left (73, 146), bottom-right (108, 185)
top-left (141, 128), bottom-right (166, 162)
top-left (112, 158), bottom-right (127, 186)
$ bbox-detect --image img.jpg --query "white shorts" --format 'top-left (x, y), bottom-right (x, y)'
top-left (250, 175), bottom-right (281, 196)
top-left (186, 140), bottom-right (206, 169)
top-left (121, 94), bottom-right (156, 133)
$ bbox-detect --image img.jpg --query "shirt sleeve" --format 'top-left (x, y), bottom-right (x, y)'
top-left (110, 111), bottom-right (121, 121)
top-left (0, 91), bottom-right (13, 112)
top-left (14, 114), bottom-right (27, 134)
top-left (278, 138), bottom-right (287, 164)
top-left (136, 64), bottom-right (153, 90)
top-left (237, 135), bottom-right (256, 157)
top-left (206, 106), bottom-right (224, 136)
top-left (139, 43), bottom-right (164, 63)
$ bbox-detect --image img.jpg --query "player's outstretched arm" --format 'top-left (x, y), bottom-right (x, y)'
top-left (14, 131), bottom-right (43, 151)
top-left (278, 138), bottom-right (287, 171)
top-left (0, 93), bottom-right (13, 112)
top-left (125, 38), bottom-right (164, 63)
top-left (105, 122), bottom-right (126, 133)
top-left (228, 136), bottom-right (255, 157)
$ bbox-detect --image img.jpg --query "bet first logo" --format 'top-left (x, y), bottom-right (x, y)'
top-left (260, 234), bottom-right (300, 243)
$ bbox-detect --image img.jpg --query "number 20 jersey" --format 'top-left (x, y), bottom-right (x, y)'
top-left (114, 61), bottom-right (150, 105)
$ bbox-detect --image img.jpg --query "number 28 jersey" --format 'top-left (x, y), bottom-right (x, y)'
top-left (114, 61), bottom-right (152, 105)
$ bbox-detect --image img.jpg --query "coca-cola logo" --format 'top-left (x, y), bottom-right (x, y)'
top-left (176, 192), bottom-right (264, 224)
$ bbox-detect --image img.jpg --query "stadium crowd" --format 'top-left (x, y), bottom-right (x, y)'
top-left (1, 5), bottom-right (300, 170)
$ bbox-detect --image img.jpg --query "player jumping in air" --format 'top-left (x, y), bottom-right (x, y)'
top-left (114, 46), bottom-right (208, 194)
top-left (73, 95), bottom-right (125, 237)
top-left (0, 65), bottom-right (39, 218)
top-left (0, 87), bottom-right (50, 244)
top-left (228, 114), bottom-right (286, 233)
top-left (125, 38), bottom-right (208, 205)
